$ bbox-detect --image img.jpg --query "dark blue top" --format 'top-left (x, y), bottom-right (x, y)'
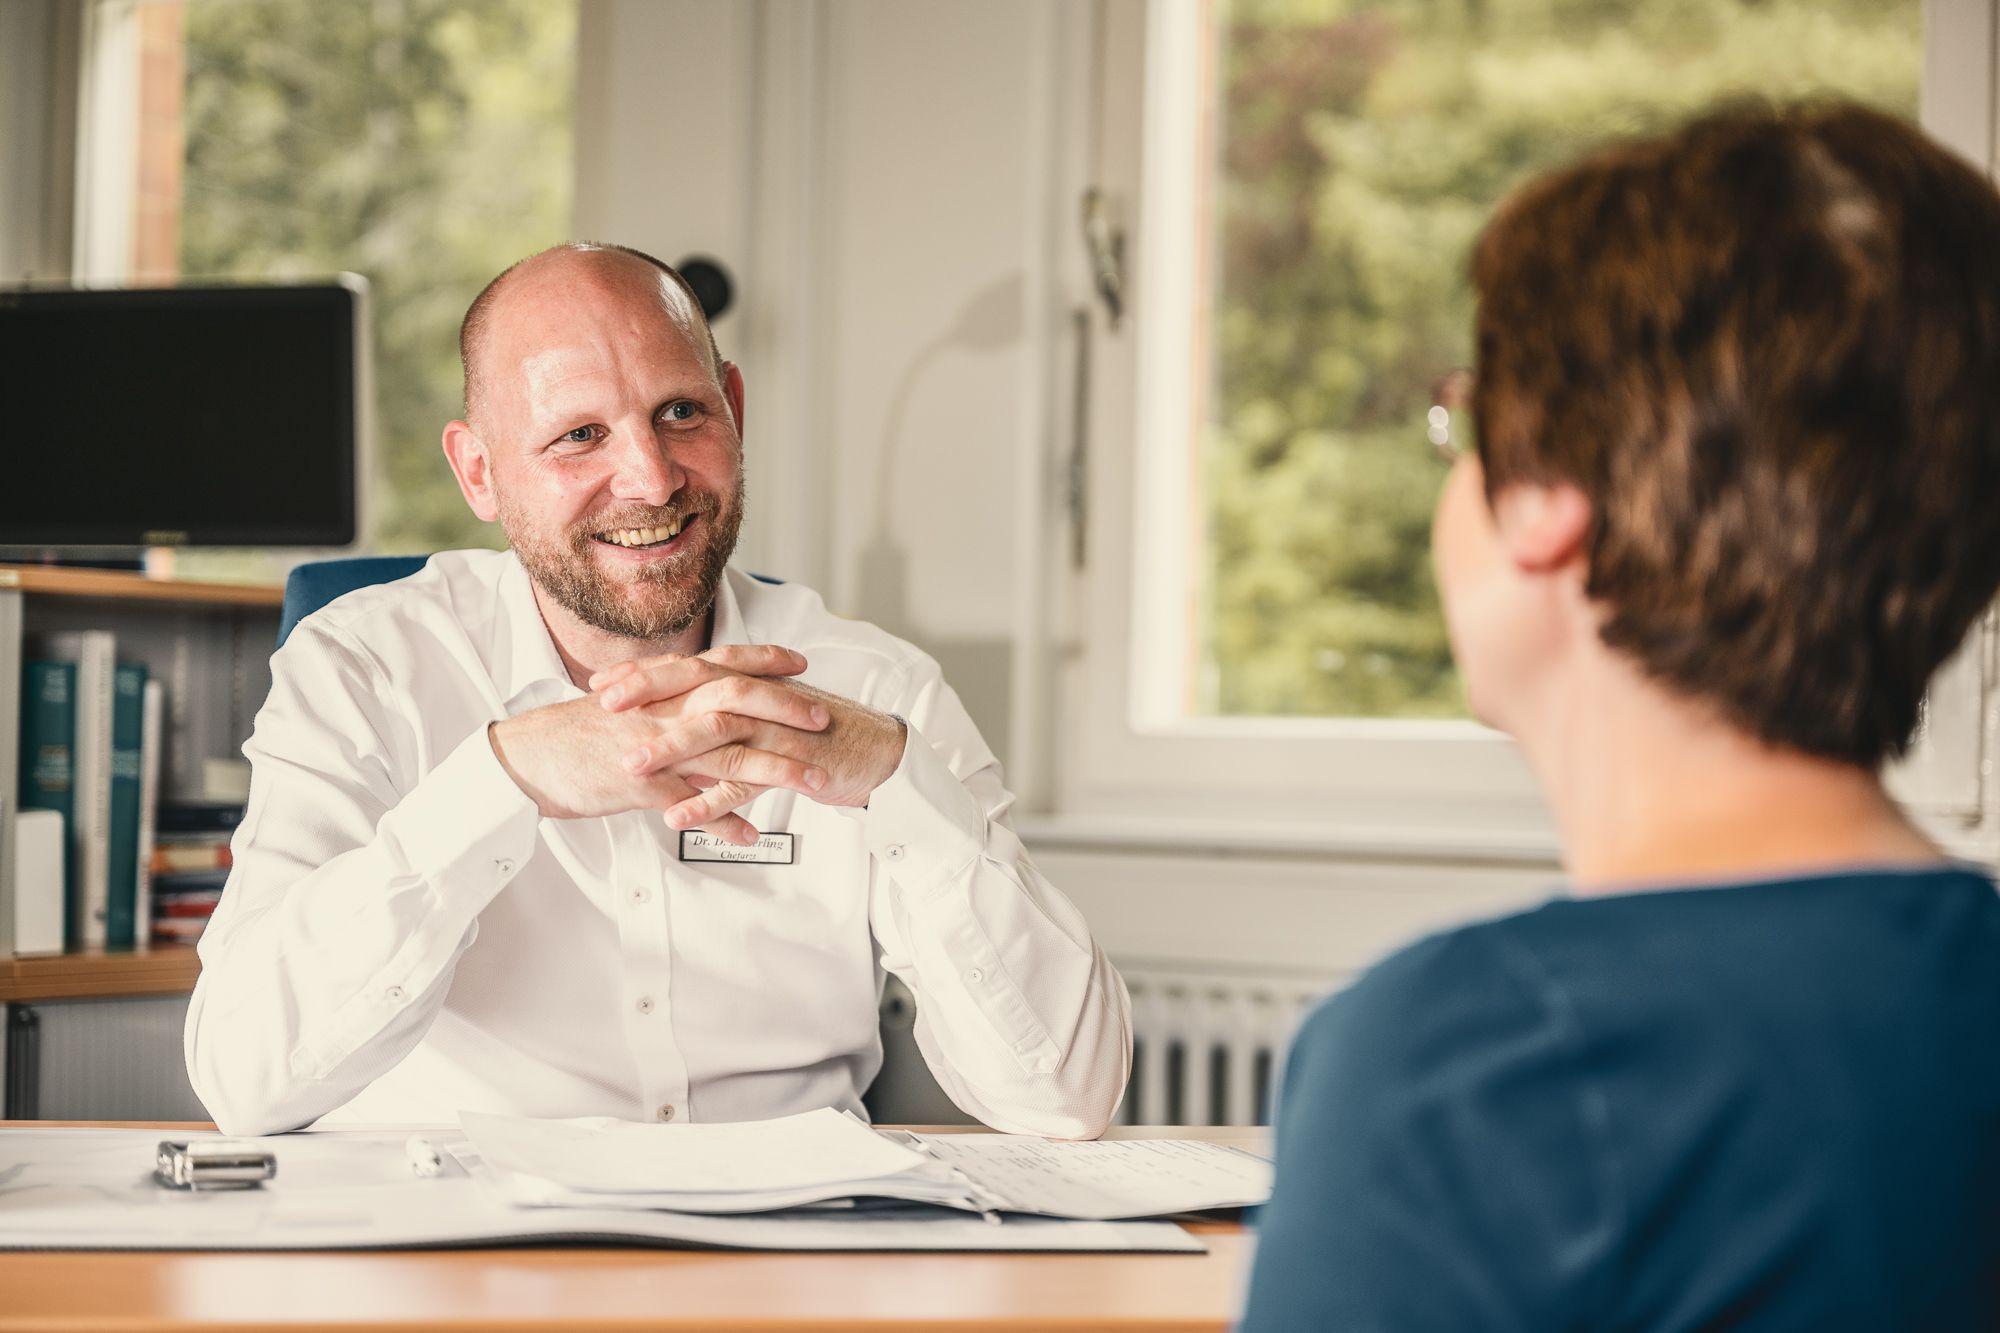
top-left (1241, 867), bottom-right (2000, 1331)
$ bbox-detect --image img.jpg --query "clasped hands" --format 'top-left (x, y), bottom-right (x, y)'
top-left (488, 645), bottom-right (906, 844)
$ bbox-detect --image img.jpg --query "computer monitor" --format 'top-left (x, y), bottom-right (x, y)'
top-left (0, 279), bottom-right (365, 550)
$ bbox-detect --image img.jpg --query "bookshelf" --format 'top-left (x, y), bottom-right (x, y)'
top-left (0, 566), bottom-right (284, 610)
top-left (0, 564), bottom-right (280, 990)
top-left (0, 945), bottom-right (202, 1004)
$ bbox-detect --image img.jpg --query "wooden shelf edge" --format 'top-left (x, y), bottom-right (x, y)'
top-left (0, 945), bottom-right (202, 1003)
top-left (0, 565), bottom-right (283, 610)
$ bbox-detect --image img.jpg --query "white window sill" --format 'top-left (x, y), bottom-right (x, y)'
top-left (1015, 812), bottom-right (1566, 868)
top-left (1015, 810), bottom-right (2000, 877)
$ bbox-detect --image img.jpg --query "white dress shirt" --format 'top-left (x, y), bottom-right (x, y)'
top-left (185, 550), bottom-right (1130, 1138)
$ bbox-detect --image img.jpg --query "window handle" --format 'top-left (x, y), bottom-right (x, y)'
top-left (1068, 189), bottom-right (1125, 572)
top-left (1081, 188), bottom-right (1125, 329)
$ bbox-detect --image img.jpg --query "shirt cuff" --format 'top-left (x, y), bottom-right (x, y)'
top-left (860, 721), bottom-right (984, 900)
top-left (373, 724), bottom-right (540, 906)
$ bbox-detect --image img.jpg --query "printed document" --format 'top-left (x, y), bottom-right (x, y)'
top-left (454, 1109), bottom-right (1271, 1221)
top-left (908, 1134), bottom-right (1274, 1219)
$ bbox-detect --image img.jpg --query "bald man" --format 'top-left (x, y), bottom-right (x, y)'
top-left (185, 243), bottom-right (1132, 1139)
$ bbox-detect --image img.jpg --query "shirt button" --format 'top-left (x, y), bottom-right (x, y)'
top-left (636, 996), bottom-right (655, 1015)
top-left (628, 886), bottom-right (649, 905)
top-left (967, 969), bottom-right (984, 984)
top-left (385, 985), bottom-right (406, 1003)
top-left (496, 859), bottom-right (515, 876)
top-left (885, 844), bottom-right (906, 862)
top-left (657, 1104), bottom-right (676, 1122)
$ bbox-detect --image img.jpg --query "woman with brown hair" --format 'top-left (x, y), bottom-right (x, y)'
top-left (1243, 102), bottom-right (2000, 1329)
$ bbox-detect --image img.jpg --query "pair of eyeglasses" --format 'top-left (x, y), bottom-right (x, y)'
top-left (1425, 369), bottom-right (1474, 465)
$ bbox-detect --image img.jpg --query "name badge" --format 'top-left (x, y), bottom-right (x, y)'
top-left (679, 831), bottom-right (797, 865)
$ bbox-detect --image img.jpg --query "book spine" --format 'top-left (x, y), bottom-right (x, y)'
top-left (156, 804), bottom-right (247, 835)
top-left (155, 895), bottom-right (223, 918)
top-left (153, 869), bottom-right (231, 892)
top-left (49, 631), bottom-right (115, 951)
top-left (105, 663), bottom-right (147, 950)
top-left (136, 679), bottom-right (163, 949)
top-left (8, 810), bottom-right (65, 954)
top-left (150, 843), bottom-right (233, 873)
top-left (0, 587), bottom-right (22, 958)
top-left (17, 660), bottom-right (76, 951)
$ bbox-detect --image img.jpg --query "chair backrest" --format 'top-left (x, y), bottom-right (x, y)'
top-left (278, 557), bottom-right (787, 650)
top-left (276, 556), bottom-right (430, 649)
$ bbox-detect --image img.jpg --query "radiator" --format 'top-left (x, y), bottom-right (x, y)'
top-left (3, 994), bottom-right (209, 1121)
top-left (2, 974), bottom-right (1336, 1126)
top-left (1116, 967), bottom-right (1340, 1127)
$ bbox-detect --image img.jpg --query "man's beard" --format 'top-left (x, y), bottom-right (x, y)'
top-left (502, 474), bottom-right (745, 643)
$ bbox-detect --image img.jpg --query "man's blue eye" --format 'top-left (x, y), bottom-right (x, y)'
top-left (663, 402), bottom-right (696, 422)
top-left (563, 427), bottom-right (593, 444)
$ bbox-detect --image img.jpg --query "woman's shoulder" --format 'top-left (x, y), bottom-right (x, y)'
top-left (1293, 863), bottom-right (2000, 1095)
top-left (1289, 915), bottom-right (1573, 1096)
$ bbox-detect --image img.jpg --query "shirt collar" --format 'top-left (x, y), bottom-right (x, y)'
top-left (709, 567), bottom-right (752, 652)
top-left (492, 553), bottom-right (578, 714)
top-left (492, 553), bottom-right (753, 714)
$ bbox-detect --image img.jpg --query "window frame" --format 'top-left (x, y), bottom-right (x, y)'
top-left (1043, 0), bottom-right (2000, 861)
top-left (71, 0), bottom-right (144, 285)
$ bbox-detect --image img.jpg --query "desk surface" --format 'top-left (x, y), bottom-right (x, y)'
top-left (0, 1121), bottom-right (1262, 1333)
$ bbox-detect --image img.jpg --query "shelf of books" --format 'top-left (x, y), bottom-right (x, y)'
top-left (0, 946), bottom-right (203, 1004)
top-left (1, 566), bottom-right (281, 997)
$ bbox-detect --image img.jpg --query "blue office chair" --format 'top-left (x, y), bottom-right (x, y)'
top-left (276, 555), bottom-right (430, 648)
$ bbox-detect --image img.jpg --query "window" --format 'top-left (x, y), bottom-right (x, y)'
top-left (1053, 0), bottom-right (1996, 848)
top-left (1167, 0), bottom-right (1922, 723)
top-left (73, 0), bottom-right (578, 573)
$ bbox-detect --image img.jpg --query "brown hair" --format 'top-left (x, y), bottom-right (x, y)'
top-left (1470, 100), bottom-right (2000, 766)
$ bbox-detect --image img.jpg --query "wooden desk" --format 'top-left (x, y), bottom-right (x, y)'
top-left (0, 1121), bottom-right (1262, 1332)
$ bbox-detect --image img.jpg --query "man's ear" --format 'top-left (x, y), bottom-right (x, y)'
top-left (441, 420), bottom-right (500, 523)
top-left (721, 360), bottom-right (746, 439)
top-left (1490, 482), bottom-right (1592, 574)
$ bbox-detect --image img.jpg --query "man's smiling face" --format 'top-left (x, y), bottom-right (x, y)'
top-left (456, 250), bottom-right (745, 642)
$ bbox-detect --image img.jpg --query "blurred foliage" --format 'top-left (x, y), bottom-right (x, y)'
top-left (177, 0), bottom-right (576, 557)
top-left (1202, 0), bottom-right (1920, 717)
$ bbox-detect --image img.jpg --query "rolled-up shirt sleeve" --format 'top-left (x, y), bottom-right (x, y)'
top-left (184, 623), bottom-right (539, 1137)
top-left (861, 660), bottom-right (1132, 1139)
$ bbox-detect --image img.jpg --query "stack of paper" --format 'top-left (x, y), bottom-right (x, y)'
top-left (460, 1109), bottom-right (994, 1215)
top-left (456, 1109), bottom-right (1273, 1221)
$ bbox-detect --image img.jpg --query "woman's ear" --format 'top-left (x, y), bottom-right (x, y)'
top-left (1490, 483), bottom-right (1592, 573)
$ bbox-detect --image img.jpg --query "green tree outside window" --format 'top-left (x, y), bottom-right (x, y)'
top-left (1203, 0), bottom-right (1919, 718)
top-left (176, 0), bottom-right (576, 560)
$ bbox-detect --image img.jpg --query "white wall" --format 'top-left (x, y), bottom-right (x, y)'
top-left (816, 3), bottom-right (1036, 635)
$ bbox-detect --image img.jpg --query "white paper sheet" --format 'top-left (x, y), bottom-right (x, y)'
top-left (461, 1140), bottom-right (985, 1216)
top-left (911, 1134), bottom-right (1273, 1219)
top-left (458, 1107), bottom-right (929, 1193)
top-left (0, 1128), bottom-right (1201, 1253)
top-left (460, 1113), bottom-right (1272, 1221)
